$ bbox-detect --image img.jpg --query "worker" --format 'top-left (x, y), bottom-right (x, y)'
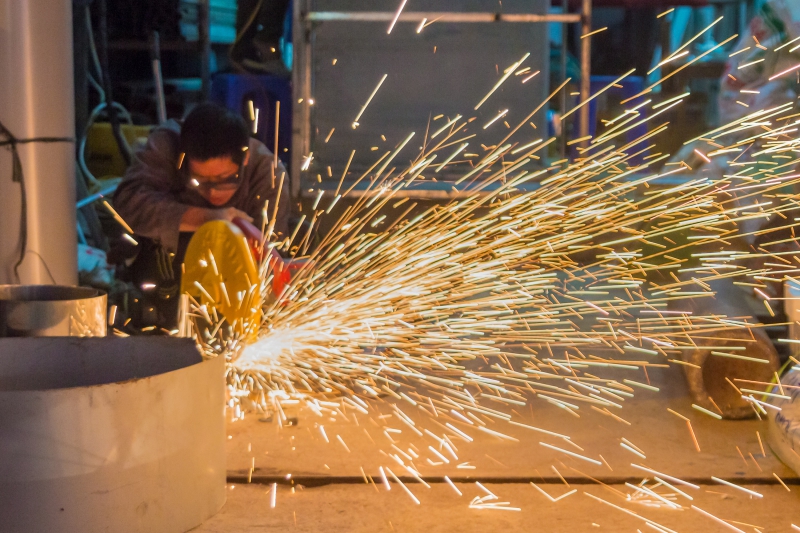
top-left (114, 102), bottom-right (290, 329)
top-left (713, 0), bottom-right (799, 288)
top-left (672, 0), bottom-right (800, 269)
top-left (717, 0), bottom-right (800, 128)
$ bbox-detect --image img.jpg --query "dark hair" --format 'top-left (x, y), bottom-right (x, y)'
top-left (180, 103), bottom-right (249, 165)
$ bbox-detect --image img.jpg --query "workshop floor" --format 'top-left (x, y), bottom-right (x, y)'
top-left (196, 482), bottom-right (797, 532)
top-left (191, 357), bottom-right (800, 532)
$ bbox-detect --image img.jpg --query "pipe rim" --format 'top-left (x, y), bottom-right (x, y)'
top-left (0, 285), bottom-right (104, 302)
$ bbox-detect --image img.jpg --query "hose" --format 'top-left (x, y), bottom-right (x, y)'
top-left (228, 0), bottom-right (266, 72)
top-left (85, 5), bottom-right (103, 85)
top-left (78, 101), bottom-right (133, 187)
top-left (96, 0), bottom-right (133, 167)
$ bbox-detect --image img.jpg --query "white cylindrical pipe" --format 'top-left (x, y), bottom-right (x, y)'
top-left (0, 338), bottom-right (226, 532)
top-left (0, 0), bottom-right (77, 285)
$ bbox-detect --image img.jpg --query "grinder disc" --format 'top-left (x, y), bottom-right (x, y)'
top-left (180, 220), bottom-right (262, 336)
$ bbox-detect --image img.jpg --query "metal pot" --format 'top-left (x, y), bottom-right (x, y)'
top-left (0, 285), bottom-right (106, 337)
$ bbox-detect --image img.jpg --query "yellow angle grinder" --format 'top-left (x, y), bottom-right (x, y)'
top-left (179, 218), bottom-right (295, 339)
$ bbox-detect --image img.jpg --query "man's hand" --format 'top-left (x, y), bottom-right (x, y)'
top-left (179, 206), bottom-right (253, 232)
top-left (208, 207), bottom-right (253, 223)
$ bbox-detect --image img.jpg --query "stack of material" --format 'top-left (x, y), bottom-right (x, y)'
top-left (768, 364), bottom-right (800, 476)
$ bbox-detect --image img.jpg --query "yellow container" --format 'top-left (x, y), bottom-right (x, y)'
top-left (84, 123), bottom-right (154, 178)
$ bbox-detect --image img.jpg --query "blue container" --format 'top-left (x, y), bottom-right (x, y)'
top-left (210, 73), bottom-right (292, 168)
top-left (587, 75), bottom-right (649, 163)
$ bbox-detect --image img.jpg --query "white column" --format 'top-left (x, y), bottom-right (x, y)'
top-left (0, 0), bottom-right (77, 285)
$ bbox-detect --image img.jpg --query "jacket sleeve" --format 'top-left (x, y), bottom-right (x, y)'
top-left (246, 142), bottom-right (290, 240)
top-left (113, 129), bottom-right (190, 252)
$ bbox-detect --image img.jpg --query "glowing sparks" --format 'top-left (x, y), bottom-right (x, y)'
top-left (386, 0), bottom-right (408, 35)
top-left (581, 27), bottom-right (608, 39)
top-left (353, 74), bottom-right (388, 129)
top-left (711, 476), bottom-right (763, 498)
top-left (483, 109), bottom-right (508, 129)
top-left (474, 53), bottom-right (530, 110)
top-left (540, 442), bottom-right (602, 465)
top-left (182, 32), bottom-right (800, 527)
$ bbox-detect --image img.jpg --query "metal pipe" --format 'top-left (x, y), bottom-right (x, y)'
top-left (0, 0), bottom-right (78, 285)
top-left (301, 180), bottom-right (540, 200)
top-left (149, 31), bottom-right (167, 124)
top-left (0, 337), bottom-right (225, 533)
top-left (306, 11), bottom-right (582, 23)
top-left (73, 4), bottom-right (89, 140)
top-left (291, 0), bottom-right (312, 198)
top-left (560, 0), bottom-right (569, 159)
top-left (579, 0), bottom-right (592, 140)
top-left (669, 277), bottom-right (780, 419)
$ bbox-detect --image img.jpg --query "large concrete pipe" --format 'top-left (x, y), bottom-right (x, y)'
top-left (669, 278), bottom-right (780, 419)
top-left (0, 337), bottom-right (226, 533)
top-left (0, 0), bottom-right (77, 285)
top-left (0, 284), bottom-right (106, 336)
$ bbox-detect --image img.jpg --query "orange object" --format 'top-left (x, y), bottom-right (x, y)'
top-left (231, 217), bottom-right (310, 299)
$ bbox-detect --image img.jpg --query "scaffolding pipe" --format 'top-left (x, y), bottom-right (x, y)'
top-left (560, 0), bottom-right (569, 158)
top-left (291, 0), bottom-right (313, 198)
top-left (150, 32), bottom-right (167, 124)
top-left (579, 0), bottom-right (592, 139)
top-left (306, 12), bottom-right (582, 23)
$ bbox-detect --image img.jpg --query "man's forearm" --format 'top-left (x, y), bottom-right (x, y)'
top-left (179, 205), bottom-right (254, 232)
top-left (179, 206), bottom-right (211, 232)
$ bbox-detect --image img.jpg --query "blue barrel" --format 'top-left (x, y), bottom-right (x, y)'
top-left (210, 73), bottom-right (292, 168)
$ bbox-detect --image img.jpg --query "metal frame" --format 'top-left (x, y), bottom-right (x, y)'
top-left (291, 1), bottom-right (592, 197)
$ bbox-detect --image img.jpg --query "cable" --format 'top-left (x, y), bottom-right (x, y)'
top-left (0, 119), bottom-right (73, 281)
top-left (26, 251), bottom-right (57, 285)
top-left (87, 71), bottom-right (105, 102)
top-left (96, 0), bottom-right (132, 167)
top-left (85, 5), bottom-right (103, 84)
top-left (228, 0), bottom-right (266, 72)
top-left (78, 101), bottom-right (133, 187)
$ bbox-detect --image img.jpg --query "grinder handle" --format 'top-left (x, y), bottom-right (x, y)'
top-left (232, 217), bottom-right (290, 296)
top-left (232, 217), bottom-right (266, 262)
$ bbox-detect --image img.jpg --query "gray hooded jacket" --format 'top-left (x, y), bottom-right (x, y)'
top-left (113, 120), bottom-right (289, 252)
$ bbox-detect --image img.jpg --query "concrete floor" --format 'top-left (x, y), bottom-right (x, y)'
top-left (224, 361), bottom-right (795, 481)
top-left (196, 483), bottom-right (799, 533)
top-left (191, 355), bottom-right (800, 531)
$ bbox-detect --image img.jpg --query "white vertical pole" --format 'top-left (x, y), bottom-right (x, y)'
top-left (291, 0), bottom-right (312, 198)
top-left (0, 0), bottom-right (77, 285)
top-left (579, 0), bottom-right (592, 140)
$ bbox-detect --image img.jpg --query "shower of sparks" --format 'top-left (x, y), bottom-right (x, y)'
top-left (206, 95), bottom-right (800, 414)
top-left (178, 23), bottom-right (800, 526)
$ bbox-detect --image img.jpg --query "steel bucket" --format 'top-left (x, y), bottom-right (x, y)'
top-left (0, 285), bottom-right (106, 337)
